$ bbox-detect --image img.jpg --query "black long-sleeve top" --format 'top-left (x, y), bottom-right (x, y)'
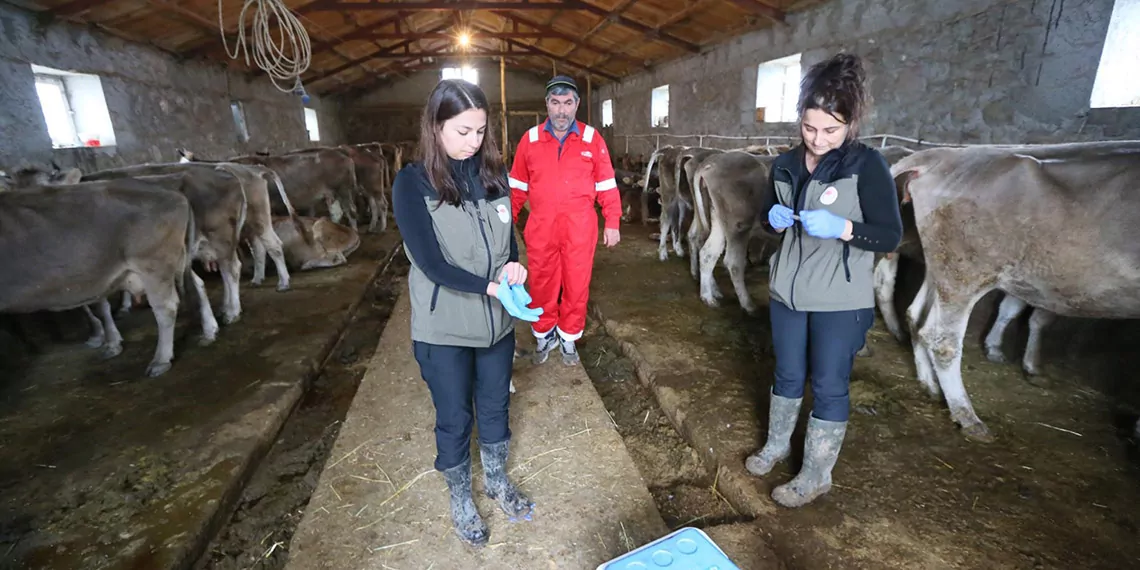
top-left (392, 157), bottom-right (519, 295)
top-left (763, 143), bottom-right (902, 253)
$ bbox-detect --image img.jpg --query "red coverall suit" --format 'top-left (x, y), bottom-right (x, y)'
top-left (508, 120), bottom-right (621, 341)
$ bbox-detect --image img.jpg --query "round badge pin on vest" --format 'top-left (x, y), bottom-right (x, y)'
top-left (496, 204), bottom-right (510, 223)
top-left (820, 186), bottom-right (839, 206)
top-left (596, 527), bottom-right (740, 570)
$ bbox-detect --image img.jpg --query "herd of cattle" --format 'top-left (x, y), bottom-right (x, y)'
top-left (0, 140), bottom-right (417, 377)
top-left (623, 140), bottom-right (1140, 442)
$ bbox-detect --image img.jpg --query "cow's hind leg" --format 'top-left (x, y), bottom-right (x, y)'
top-left (83, 304), bottom-right (105, 348)
top-left (984, 294), bottom-right (1027, 364)
top-left (368, 196), bottom-right (381, 233)
top-left (687, 219), bottom-right (706, 281)
top-left (94, 297), bottom-right (124, 359)
top-left (189, 270), bottom-right (220, 346)
top-left (906, 278), bottom-right (939, 397)
top-left (219, 254), bottom-right (242, 325)
top-left (249, 236), bottom-right (268, 286)
top-left (118, 290), bottom-right (133, 316)
top-left (657, 201), bottom-right (675, 261)
top-left (672, 203), bottom-right (687, 257)
top-left (723, 228), bottom-right (755, 315)
top-left (873, 255), bottom-right (907, 342)
top-left (142, 280), bottom-right (179, 377)
top-left (1022, 308), bottom-right (1056, 378)
top-left (918, 291), bottom-right (993, 442)
top-left (698, 214), bottom-right (726, 307)
top-left (259, 229), bottom-right (291, 292)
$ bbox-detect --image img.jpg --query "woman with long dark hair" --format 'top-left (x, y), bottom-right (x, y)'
top-left (392, 79), bottom-right (541, 546)
top-left (746, 53), bottom-right (902, 507)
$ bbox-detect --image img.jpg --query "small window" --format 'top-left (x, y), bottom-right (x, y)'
top-left (651, 85), bottom-right (669, 128)
top-left (602, 99), bottom-right (614, 127)
top-left (231, 101), bottom-right (250, 142)
top-left (755, 53), bottom-right (802, 123)
top-left (442, 66), bottom-right (478, 85)
top-left (304, 107), bottom-right (320, 142)
top-left (1090, 0), bottom-right (1140, 108)
top-left (31, 64), bottom-right (116, 148)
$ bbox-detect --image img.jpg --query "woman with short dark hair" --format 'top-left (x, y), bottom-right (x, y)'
top-left (392, 79), bottom-right (541, 546)
top-left (746, 53), bottom-right (903, 507)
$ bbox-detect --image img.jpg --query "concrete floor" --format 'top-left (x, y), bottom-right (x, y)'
top-left (283, 290), bottom-right (671, 570)
top-left (0, 232), bottom-right (402, 570)
top-left (588, 221), bottom-right (1140, 569)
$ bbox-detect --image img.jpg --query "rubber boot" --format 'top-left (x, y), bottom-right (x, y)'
top-left (441, 459), bottom-right (489, 546)
top-left (480, 440), bottom-right (535, 521)
top-left (771, 416), bottom-right (847, 508)
top-left (533, 330), bottom-right (558, 364)
top-left (745, 391), bottom-right (802, 476)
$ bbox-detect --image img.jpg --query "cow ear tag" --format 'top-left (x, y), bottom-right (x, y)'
top-left (496, 204), bottom-right (511, 223)
top-left (820, 186), bottom-right (839, 205)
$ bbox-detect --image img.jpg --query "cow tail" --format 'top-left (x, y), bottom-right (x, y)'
top-left (889, 154), bottom-right (926, 205)
top-left (643, 149), bottom-right (660, 192)
top-left (692, 166), bottom-right (709, 235)
top-left (674, 156), bottom-right (688, 208)
top-left (262, 166), bottom-right (312, 246)
top-left (213, 163), bottom-right (249, 241)
top-left (179, 204), bottom-right (197, 301)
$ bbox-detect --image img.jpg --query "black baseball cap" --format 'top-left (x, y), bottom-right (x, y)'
top-left (545, 74), bottom-right (579, 93)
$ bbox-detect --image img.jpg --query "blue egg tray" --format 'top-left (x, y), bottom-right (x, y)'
top-left (596, 527), bottom-right (740, 570)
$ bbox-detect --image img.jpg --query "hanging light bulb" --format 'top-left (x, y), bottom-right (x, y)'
top-left (458, 32), bottom-right (470, 47)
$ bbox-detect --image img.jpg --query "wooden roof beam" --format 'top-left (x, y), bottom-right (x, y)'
top-left (302, 0), bottom-right (698, 52)
top-left (723, 0), bottom-right (785, 23)
top-left (302, 1), bottom-right (569, 12)
top-left (561, 0), bottom-right (636, 61)
top-left (490, 10), bottom-right (639, 66)
top-left (572, 0), bottom-right (699, 53)
top-left (305, 20), bottom-right (453, 86)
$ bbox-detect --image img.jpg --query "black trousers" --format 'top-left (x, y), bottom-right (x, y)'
top-left (413, 330), bottom-right (515, 471)
top-left (769, 300), bottom-right (873, 422)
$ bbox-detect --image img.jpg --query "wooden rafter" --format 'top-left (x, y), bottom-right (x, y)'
top-left (491, 10), bottom-right (640, 66)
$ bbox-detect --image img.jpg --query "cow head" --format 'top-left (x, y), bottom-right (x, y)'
top-left (177, 148), bottom-right (197, 163)
top-left (8, 164), bottom-right (81, 188)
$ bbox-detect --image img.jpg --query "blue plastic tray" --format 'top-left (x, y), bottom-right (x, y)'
top-left (596, 527), bottom-right (740, 570)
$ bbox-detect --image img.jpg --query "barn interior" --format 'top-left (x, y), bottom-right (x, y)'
top-left (1, 0), bottom-right (1139, 569)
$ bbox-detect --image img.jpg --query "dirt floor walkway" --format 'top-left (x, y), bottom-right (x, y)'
top-left (587, 222), bottom-right (1140, 570)
top-left (284, 287), bottom-right (671, 570)
top-left (0, 233), bottom-right (402, 570)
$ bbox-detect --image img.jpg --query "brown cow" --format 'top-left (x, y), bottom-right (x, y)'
top-left (0, 171), bottom-right (215, 376)
top-left (869, 146), bottom-right (1060, 370)
top-left (643, 145), bottom-right (688, 261)
top-left (70, 166), bottom-right (248, 325)
top-left (180, 147), bottom-right (359, 231)
top-left (680, 147), bottom-right (726, 280)
top-left (268, 215), bottom-right (360, 271)
top-left (891, 141), bottom-right (1140, 441)
top-left (87, 162), bottom-right (300, 293)
top-left (690, 151), bottom-right (778, 313)
top-left (343, 144), bottom-right (390, 233)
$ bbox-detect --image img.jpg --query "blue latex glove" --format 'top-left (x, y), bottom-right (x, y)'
top-left (800, 209), bottom-right (849, 240)
top-left (768, 204), bottom-right (795, 230)
top-left (510, 283), bottom-right (532, 306)
top-left (495, 277), bottom-right (543, 322)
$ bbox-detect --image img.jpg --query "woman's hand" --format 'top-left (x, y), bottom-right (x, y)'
top-left (501, 262), bottom-right (528, 286)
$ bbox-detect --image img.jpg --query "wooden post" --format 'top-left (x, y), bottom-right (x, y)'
top-left (586, 74), bottom-right (592, 125)
top-left (500, 56), bottom-right (508, 160)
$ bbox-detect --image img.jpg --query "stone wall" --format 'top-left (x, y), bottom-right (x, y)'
top-left (342, 65), bottom-right (550, 147)
top-left (0, 3), bottom-right (345, 172)
top-left (594, 0), bottom-right (1140, 157)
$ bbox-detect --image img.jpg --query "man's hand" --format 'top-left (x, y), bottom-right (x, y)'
top-left (603, 228), bottom-right (621, 247)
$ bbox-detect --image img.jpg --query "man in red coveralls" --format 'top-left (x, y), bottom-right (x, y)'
top-left (509, 75), bottom-right (621, 366)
